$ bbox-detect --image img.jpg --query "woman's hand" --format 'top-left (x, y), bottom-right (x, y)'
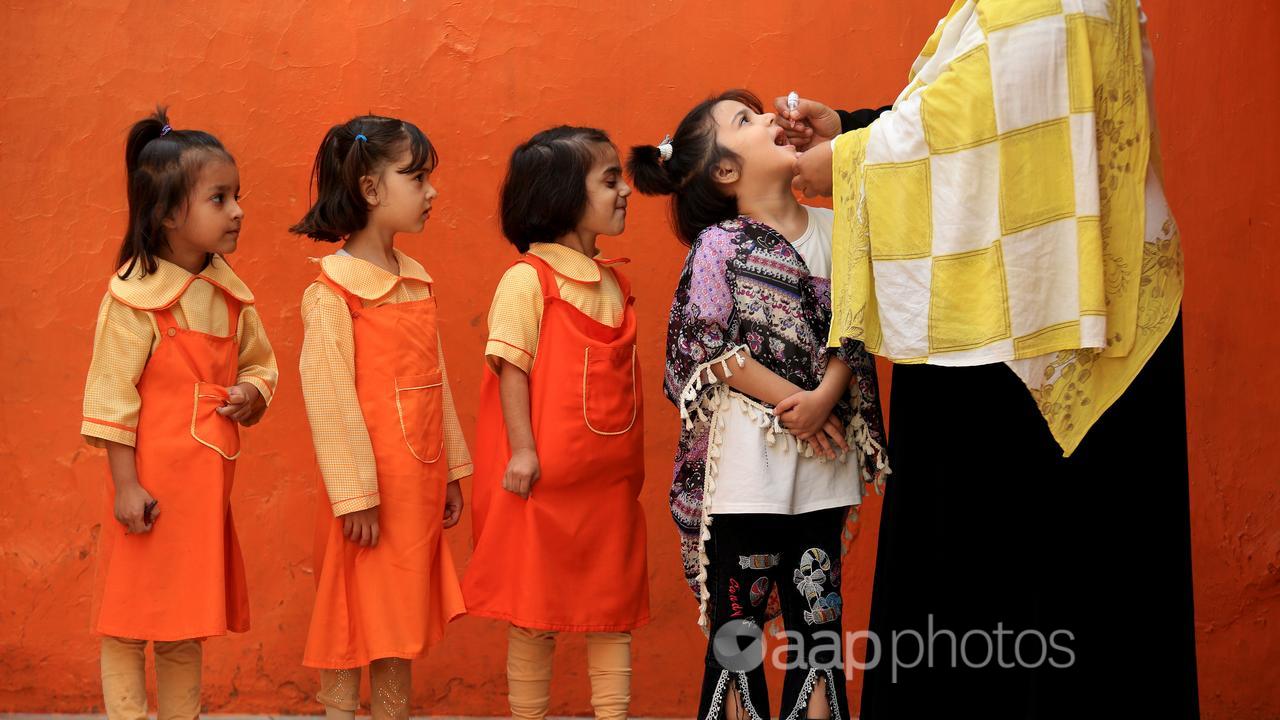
top-left (793, 140), bottom-right (836, 198)
top-left (342, 506), bottom-right (380, 547)
top-left (773, 95), bottom-right (843, 151)
top-left (217, 382), bottom-right (265, 426)
top-left (114, 479), bottom-right (158, 534)
top-left (503, 448), bottom-right (540, 499)
top-left (443, 480), bottom-right (464, 528)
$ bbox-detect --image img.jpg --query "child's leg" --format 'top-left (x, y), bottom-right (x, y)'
top-left (585, 631), bottom-right (631, 720)
top-left (507, 624), bottom-right (557, 720)
top-left (697, 514), bottom-right (777, 720)
top-left (153, 639), bottom-right (202, 720)
top-left (777, 508), bottom-right (850, 720)
top-left (369, 658), bottom-right (411, 720)
top-left (100, 636), bottom-right (148, 720)
top-left (317, 668), bottom-right (362, 720)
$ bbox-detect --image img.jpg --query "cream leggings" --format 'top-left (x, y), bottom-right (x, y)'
top-left (507, 625), bottom-right (632, 720)
top-left (100, 636), bottom-right (202, 720)
top-left (317, 658), bottom-right (411, 720)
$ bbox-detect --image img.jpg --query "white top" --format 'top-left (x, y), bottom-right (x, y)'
top-left (709, 205), bottom-right (861, 516)
top-left (790, 206), bottom-right (834, 279)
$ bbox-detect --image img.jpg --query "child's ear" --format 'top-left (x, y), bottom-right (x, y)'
top-left (712, 159), bottom-right (740, 187)
top-left (359, 174), bottom-right (381, 207)
top-left (160, 205), bottom-right (183, 230)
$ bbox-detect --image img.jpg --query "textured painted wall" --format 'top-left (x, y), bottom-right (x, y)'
top-left (0, 1), bottom-right (1275, 717)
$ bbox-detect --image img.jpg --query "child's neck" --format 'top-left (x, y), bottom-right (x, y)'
top-left (158, 244), bottom-right (212, 275)
top-left (554, 228), bottom-right (599, 259)
top-left (737, 179), bottom-right (808, 242)
top-left (343, 225), bottom-right (400, 275)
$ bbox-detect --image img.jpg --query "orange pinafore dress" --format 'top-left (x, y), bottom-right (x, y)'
top-left (463, 254), bottom-right (650, 632)
top-left (93, 285), bottom-right (250, 641)
top-left (303, 272), bottom-right (465, 669)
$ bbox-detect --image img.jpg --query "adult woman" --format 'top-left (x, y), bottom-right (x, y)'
top-left (785, 2), bottom-right (1198, 718)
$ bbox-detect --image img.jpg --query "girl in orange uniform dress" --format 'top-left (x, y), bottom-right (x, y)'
top-left (293, 115), bottom-right (469, 720)
top-left (463, 126), bottom-right (649, 720)
top-left (82, 108), bottom-right (278, 720)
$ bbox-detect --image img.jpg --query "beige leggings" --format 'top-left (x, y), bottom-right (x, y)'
top-left (317, 658), bottom-right (411, 720)
top-left (100, 636), bottom-right (202, 720)
top-left (507, 624), bottom-right (632, 720)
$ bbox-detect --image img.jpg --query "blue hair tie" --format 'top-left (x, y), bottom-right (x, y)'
top-left (355, 133), bottom-right (368, 143)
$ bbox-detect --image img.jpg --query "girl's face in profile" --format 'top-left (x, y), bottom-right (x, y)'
top-left (367, 144), bottom-right (438, 235)
top-left (578, 143), bottom-right (631, 238)
top-left (712, 99), bottom-right (798, 186)
top-left (163, 156), bottom-right (243, 258)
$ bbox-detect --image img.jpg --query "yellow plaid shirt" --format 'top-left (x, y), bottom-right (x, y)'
top-left (300, 249), bottom-right (472, 516)
top-left (485, 242), bottom-right (629, 374)
top-left (81, 255), bottom-right (279, 449)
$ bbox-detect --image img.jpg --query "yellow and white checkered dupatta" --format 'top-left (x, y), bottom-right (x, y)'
top-left (830, 0), bottom-right (1183, 455)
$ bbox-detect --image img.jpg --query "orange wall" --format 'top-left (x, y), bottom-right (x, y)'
top-left (0, 1), bottom-right (1276, 717)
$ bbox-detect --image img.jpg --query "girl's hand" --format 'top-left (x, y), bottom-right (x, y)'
top-left (443, 480), bottom-right (464, 529)
top-left (217, 382), bottom-right (265, 426)
top-left (793, 140), bottom-right (835, 198)
top-left (774, 389), bottom-right (838, 438)
top-left (114, 480), bottom-right (158, 534)
top-left (796, 414), bottom-right (850, 460)
top-left (503, 448), bottom-right (540, 499)
top-left (773, 95), bottom-right (842, 151)
top-left (342, 506), bottom-right (380, 547)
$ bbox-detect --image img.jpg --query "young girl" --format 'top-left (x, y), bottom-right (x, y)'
top-left (628, 90), bottom-right (888, 720)
top-left (462, 126), bottom-right (649, 720)
top-left (292, 114), bottom-right (469, 720)
top-left (81, 108), bottom-right (278, 718)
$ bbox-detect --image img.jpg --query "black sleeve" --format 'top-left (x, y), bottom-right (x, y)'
top-left (837, 106), bottom-right (894, 133)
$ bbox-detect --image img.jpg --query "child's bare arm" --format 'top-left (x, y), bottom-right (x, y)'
top-left (714, 355), bottom-right (847, 459)
top-left (775, 356), bottom-right (852, 454)
top-left (498, 360), bottom-right (539, 499)
top-left (709, 354), bottom-right (804, 406)
top-left (106, 441), bottom-right (157, 533)
top-left (710, 355), bottom-right (842, 458)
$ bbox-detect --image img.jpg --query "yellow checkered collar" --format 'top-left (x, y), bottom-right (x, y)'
top-left (109, 254), bottom-right (254, 310)
top-left (526, 242), bottom-right (628, 284)
top-left (315, 248), bottom-right (433, 301)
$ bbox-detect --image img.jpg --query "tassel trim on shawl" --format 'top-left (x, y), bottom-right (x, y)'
top-left (678, 344), bottom-right (751, 430)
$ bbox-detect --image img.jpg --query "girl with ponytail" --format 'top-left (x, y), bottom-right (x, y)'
top-left (628, 90), bottom-right (889, 719)
top-left (292, 114), bottom-right (470, 719)
top-left (81, 106), bottom-right (278, 718)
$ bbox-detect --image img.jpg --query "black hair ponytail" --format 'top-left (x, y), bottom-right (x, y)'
top-left (290, 114), bottom-right (438, 243)
top-left (625, 144), bottom-right (676, 196)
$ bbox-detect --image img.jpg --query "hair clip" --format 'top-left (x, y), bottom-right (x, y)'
top-left (657, 134), bottom-right (673, 162)
top-left (355, 133), bottom-right (368, 143)
top-left (160, 124), bottom-right (172, 136)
